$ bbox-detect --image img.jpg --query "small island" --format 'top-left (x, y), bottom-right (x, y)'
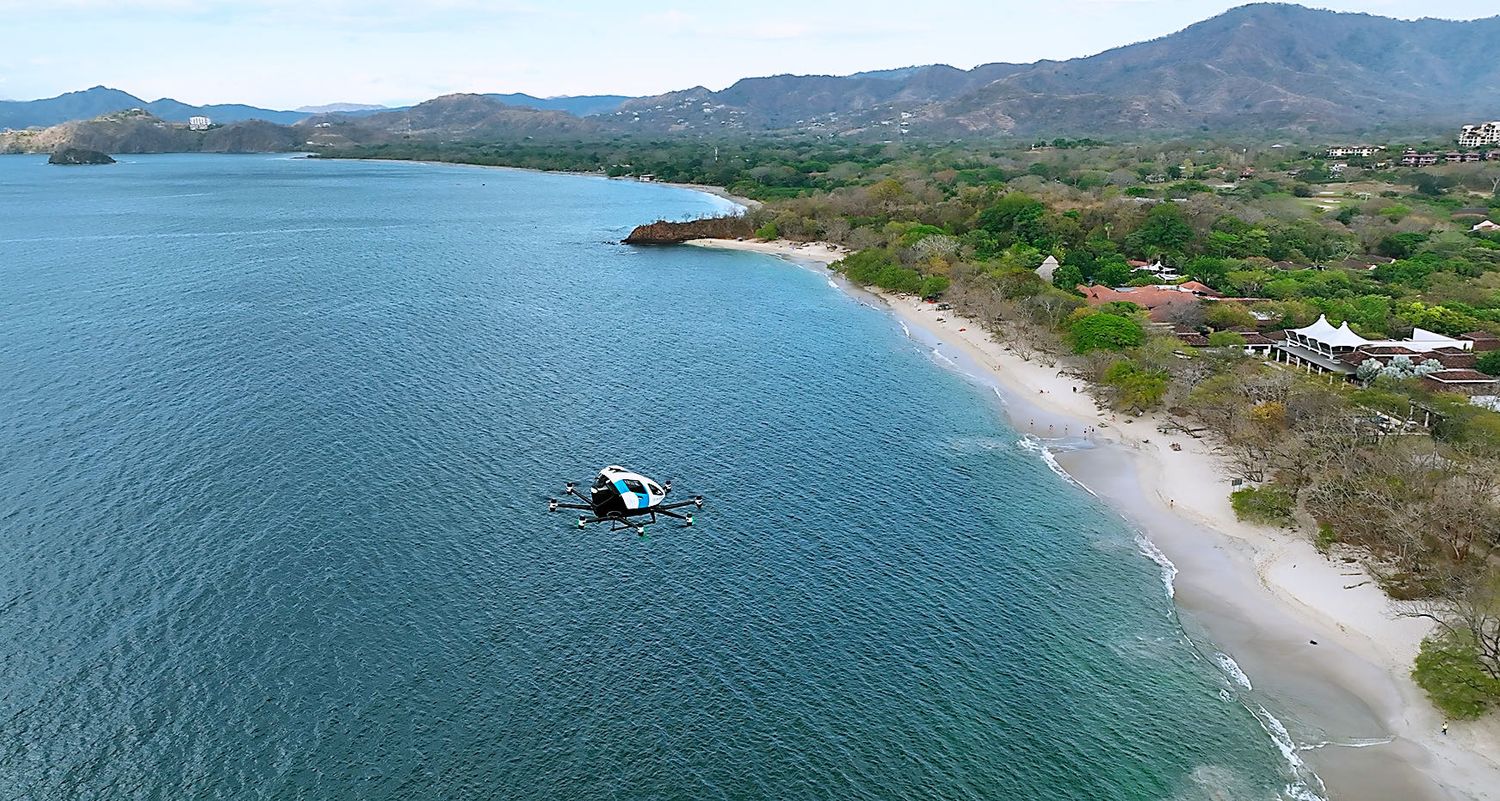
top-left (48, 147), bottom-right (116, 165)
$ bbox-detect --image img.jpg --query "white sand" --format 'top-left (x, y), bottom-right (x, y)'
top-left (662, 183), bottom-right (763, 212)
top-left (685, 237), bottom-right (845, 262)
top-left (689, 237), bottom-right (1500, 801)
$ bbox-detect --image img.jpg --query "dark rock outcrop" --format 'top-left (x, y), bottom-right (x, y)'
top-left (623, 215), bottom-right (753, 244)
top-left (48, 147), bottom-right (115, 165)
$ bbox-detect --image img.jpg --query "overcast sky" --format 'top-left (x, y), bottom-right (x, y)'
top-left (0, 0), bottom-right (1494, 108)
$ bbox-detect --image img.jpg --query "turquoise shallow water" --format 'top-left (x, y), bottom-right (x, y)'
top-left (2, 154), bottom-right (1298, 799)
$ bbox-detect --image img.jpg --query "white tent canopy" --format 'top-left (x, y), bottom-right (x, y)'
top-left (1287, 315), bottom-right (1471, 354)
top-left (1291, 315), bottom-right (1369, 349)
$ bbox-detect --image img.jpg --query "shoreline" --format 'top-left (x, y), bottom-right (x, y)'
top-left (313, 155), bottom-right (762, 214)
top-left (686, 237), bottom-right (1500, 801)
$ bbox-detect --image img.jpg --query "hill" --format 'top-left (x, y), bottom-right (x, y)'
top-left (0, 109), bottom-right (300, 154)
top-left (605, 4), bottom-right (1500, 136)
top-left (0, 86), bottom-right (307, 129)
top-left (483, 93), bottom-right (632, 117)
top-left (298, 94), bottom-right (600, 148)
top-left (8, 5), bottom-right (1500, 141)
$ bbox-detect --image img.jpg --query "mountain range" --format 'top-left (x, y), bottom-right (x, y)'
top-left (0, 87), bottom-right (635, 131)
top-left (604, 4), bottom-right (1500, 136)
top-left (4, 4), bottom-right (1500, 151)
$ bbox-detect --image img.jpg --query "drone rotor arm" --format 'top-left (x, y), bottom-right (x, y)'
top-left (658, 496), bottom-right (704, 511)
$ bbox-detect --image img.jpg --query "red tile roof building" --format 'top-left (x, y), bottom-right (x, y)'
top-left (1078, 282), bottom-right (1222, 321)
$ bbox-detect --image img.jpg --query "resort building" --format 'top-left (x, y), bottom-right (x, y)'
top-left (1462, 331), bottom-right (1500, 352)
top-left (1272, 315), bottom-right (1474, 376)
top-left (1078, 281), bottom-right (1221, 321)
top-left (1421, 370), bottom-right (1500, 396)
top-left (188, 116), bottom-right (211, 131)
top-left (1126, 259), bottom-right (1181, 280)
top-left (1174, 328), bottom-right (1280, 357)
top-left (1325, 145), bottom-right (1383, 158)
top-left (1458, 122), bottom-right (1500, 148)
top-left (1036, 255), bottom-right (1060, 283)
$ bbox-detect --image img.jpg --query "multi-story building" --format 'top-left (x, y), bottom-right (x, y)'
top-left (1400, 149), bottom-right (1441, 167)
top-left (1459, 121), bottom-right (1500, 148)
top-left (1326, 145), bottom-right (1383, 158)
top-left (188, 116), bottom-right (212, 131)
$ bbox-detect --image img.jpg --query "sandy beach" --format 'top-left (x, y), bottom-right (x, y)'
top-left (688, 237), bottom-right (1500, 801)
top-left (661, 182), bottom-right (763, 212)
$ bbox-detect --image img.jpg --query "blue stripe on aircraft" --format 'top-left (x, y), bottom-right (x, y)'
top-left (614, 480), bottom-right (649, 510)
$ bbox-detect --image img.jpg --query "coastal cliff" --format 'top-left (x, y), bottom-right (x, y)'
top-left (622, 215), bottom-right (752, 244)
top-left (48, 147), bottom-right (115, 165)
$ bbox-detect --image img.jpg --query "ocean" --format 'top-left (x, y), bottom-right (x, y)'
top-left (0, 154), bottom-right (1305, 799)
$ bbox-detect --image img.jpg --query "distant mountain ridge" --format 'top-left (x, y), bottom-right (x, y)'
top-left (1, 88), bottom-right (633, 132)
top-left (295, 103), bottom-right (389, 114)
top-left (6, 4), bottom-right (1500, 141)
top-left (606, 4), bottom-right (1500, 136)
top-left (482, 93), bottom-right (632, 117)
top-left (0, 86), bottom-right (308, 129)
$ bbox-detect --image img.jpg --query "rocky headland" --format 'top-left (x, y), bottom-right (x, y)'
top-left (622, 215), bottom-right (753, 244)
top-left (47, 147), bottom-right (115, 165)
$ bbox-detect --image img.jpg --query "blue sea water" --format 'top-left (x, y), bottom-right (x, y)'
top-left (1, 154), bottom-right (1301, 799)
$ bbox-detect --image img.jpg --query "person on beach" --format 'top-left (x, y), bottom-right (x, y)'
top-left (1442, 722), bottom-right (1449, 735)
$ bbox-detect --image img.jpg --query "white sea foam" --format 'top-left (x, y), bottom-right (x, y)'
top-left (931, 348), bottom-right (958, 368)
top-left (828, 278), bottom-right (839, 289)
top-left (1250, 705), bottom-right (1328, 801)
top-left (1132, 531), bottom-right (1178, 600)
top-left (1298, 737), bottom-right (1394, 751)
top-left (1214, 652), bottom-right (1254, 691)
top-left (1015, 436), bottom-right (1083, 489)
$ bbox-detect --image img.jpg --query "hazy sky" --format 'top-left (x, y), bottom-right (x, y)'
top-left (0, 0), bottom-right (1494, 108)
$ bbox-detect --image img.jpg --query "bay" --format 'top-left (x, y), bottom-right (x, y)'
top-left (0, 154), bottom-right (1296, 799)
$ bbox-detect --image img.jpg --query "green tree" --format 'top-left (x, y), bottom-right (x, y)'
top-left (1093, 256), bottom-right (1134, 288)
top-left (1204, 302), bottom-right (1256, 331)
top-left (1104, 360), bottom-right (1169, 411)
top-left (1401, 302), bottom-right (1481, 337)
top-left (1377, 232), bottom-right (1429, 259)
top-left (1476, 350), bottom-right (1500, 376)
top-left (1051, 263), bottom-right (1085, 291)
top-left (1230, 485), bottom-right (1295, 524)
top-left (1413, 634), bottom-right (1500, 719)
top-left (977, 193), bottom-right (1046, 238)
top-left (1069, 313), bottom-right (1145, 353)
top-left (1126, 203), bottom-right (1194, 258)
top-left (918, 276), bottom-right (950, 298)
top-left (1207, 331), bottom-right (1247, 348)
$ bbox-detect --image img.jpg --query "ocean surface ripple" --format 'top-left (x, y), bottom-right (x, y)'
top-left (0, 154), bottom-right (1296, 800)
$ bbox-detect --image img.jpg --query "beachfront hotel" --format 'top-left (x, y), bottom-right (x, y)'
top-left (1272, 314), bottom-right (1482, 377)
